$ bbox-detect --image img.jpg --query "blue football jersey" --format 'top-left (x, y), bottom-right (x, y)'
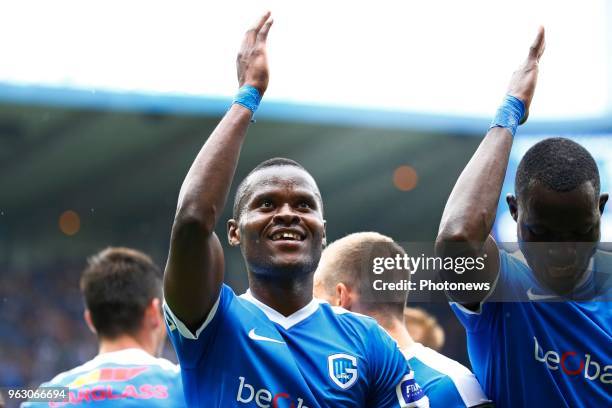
top-left (403, 343), bottom-right (491, 407)
top-left (452, 249), bottom-right (612, 407)
top-left (164, 284), bottom-right (430, 407)
top-left (21, 348), bottom-right (186, 407)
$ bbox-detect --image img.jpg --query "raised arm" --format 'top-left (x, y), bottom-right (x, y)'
top-left (164, 13), bottom-right (274, 330)
top-left (435, 27), bottom-right (546, 305)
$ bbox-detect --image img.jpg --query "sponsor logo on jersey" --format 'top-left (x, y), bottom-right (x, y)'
top-left (49, 384), bottom-right (169, 406)
top-left (395, 372), bottom-right (429, 407)
top-left (327, 353), bottom-right (358, 390)
top-left (48, 367), bottom-right (173, 406)
top-left (248, 329), bottom-right (285, 344)
top-left (67, 367), bottom-right (149, 388)
top-left (236, 377), bottom-right (309, 408)
top-left (534, 336), bottom-right (611, 384)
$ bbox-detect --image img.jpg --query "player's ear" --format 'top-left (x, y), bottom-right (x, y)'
top-left (335, 283), bottom-right (352, 310)
top-left (84, 310), bottom-right (97, 334)
top-left (146, 298), bottom-right (162, 329)
top-left (599, 193), bottom-right (609, 215)
top-left (146, 298), bottom-right (166, 357)
top-left (227, 218), bottom-right (241, 246)
top-left (506, 194), bottom-right (518, 222)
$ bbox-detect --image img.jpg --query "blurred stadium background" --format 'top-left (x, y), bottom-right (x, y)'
top-left (1, 0), bottom-right (612, 391)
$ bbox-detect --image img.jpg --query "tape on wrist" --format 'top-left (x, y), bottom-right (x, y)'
top-left (489, 95), bottom-right (526, 136)
top-left (233, 85), bottom-right (262, 115)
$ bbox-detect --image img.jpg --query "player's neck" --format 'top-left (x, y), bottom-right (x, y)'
top-left (372, 314), bottom-right (415, 350)
top-left (98, 333), bottom-right (155, 357)
top-left (248, 274), bottom-right (314, 317)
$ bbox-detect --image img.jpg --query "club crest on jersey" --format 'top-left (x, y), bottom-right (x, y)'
top-left (328, 354), bottom-right (358, 390)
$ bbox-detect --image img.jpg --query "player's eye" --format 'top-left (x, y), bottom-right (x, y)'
top-left (297, 201), bottom-right (311, 209)
top-left (260, 199), bottom-right (274, 209)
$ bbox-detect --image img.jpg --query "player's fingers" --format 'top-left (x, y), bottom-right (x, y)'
top-left (257, 18), bottom-right (274, 42)
top-left (252, 11), bottom-right (271, 34)
top-left (528, 26), bottom-right (545, 62)
top-left (243, 11), bottom-right (271, 44)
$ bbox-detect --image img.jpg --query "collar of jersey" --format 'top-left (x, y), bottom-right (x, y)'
top-left (511, 250), bottom-right (596, 300)
top-left (240, 289), bottom-right (322, 330)
top-left (400, 342), bottom-right (425, 360)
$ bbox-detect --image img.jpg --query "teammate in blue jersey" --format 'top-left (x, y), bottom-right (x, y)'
top-left (435, 27), bottom-right (611, 406)
top-left (162, 12), bottom-right (429, 408)
top-left (22, 247), bottom-right (186, 407)
top-left (314, 232), bottom-right (492, 407)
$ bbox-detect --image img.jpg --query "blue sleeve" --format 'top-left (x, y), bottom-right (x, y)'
top-left (450, 301), bottom-right (499, 333)
top-left (366, 324), bottom-right (430, 407)
top-left (450, 250), bottom-right (511, 333)
top-left (163, 284), bottom-right (234, 369)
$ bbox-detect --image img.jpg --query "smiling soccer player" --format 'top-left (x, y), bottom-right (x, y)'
top-left (435, 27), bottom-right (611, 406)
top-left (162, 12), bottom-right (429, 408)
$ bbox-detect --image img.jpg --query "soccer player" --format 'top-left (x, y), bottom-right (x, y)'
top-left (22, 248), bottom-right (186, 407)
top-left (162, 12), bottom-right (429, 408)
top-left (435, 27), bottom-right (611, 406)
top-left (313, 232), bottom-right (492, 407)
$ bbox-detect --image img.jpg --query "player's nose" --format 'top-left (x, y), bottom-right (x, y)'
top-left (272, 203), bottom-right (300, 225)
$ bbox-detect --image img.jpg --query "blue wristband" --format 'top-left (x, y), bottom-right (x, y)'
top-left (489, 95), bottom-right (526, 136)
top-left (233, 85), bottom-right (262, 114)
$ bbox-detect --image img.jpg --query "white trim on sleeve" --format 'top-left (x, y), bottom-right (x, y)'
top-left (163, 295), bottom-right (220, 340)
top-left (402, 344), bottom-right (491, 407)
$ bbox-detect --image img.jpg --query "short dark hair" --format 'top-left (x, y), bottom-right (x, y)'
top-left (80, 247), bottom-right (163, 339)
top-left (515, 137), bottom-right (600, 197)
top-left (232, 157), bottom-right (315, 220)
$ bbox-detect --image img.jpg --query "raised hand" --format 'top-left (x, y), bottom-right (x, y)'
top-left (236, 12), bottom-right (274, 95)
top-left (507, 27), bottom-right (546, 124)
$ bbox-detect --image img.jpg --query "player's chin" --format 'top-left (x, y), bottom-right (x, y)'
top-left (538, 270), bottom-right (581, 296)
top-left (270, 253), bottom-right (309, 268)
top-left (268, 253), bottom-right (318, 274)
